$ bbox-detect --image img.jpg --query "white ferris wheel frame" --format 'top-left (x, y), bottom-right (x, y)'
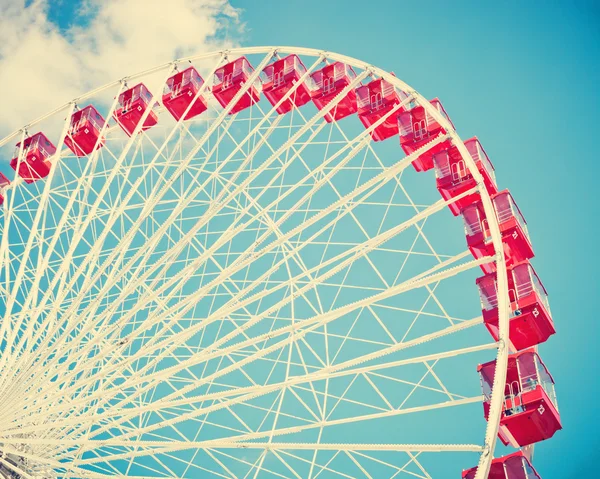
top-left (0, 46), bottom-right (511, 479)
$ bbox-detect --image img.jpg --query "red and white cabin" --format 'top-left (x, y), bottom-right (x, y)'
top-left (261, 55), bottom-right (312, 115)
top-left (462, 451), bottom-right (541, 479)
top-left (9, 133), bottom-right (56, 184)
top-left (64, 105), bottom-right (106, 157)
top-left (212, 57), bottom-right (261, 115)
top-left (114, 83), bottom-right (159, 136)
top-left (433, 137), bottom-right (497, 216)
top-left (356, 78), bottom-right (409, 142)
top-left (0, 172), bottom-right (10, 206)
top-left (462, 190), bottom-right (534, 274)
top-left (163, 67), bottom-right (208, 121)
top-left (310, 62), bottom-right (358, 122)
top-left (479, 349), bottom-right (561, 447)
top-left (398, 98), bottom-right (454, 172)
top-left (477, 260), bottom-right (555, 351)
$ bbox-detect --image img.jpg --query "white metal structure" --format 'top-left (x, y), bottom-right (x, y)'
top-left (0, 47), bottom-right (510, 479)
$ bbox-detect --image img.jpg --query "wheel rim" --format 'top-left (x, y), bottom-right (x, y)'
top-left (0, 47), bottom-right (510, 479)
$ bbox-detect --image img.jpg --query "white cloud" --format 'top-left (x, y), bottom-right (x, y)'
top-left (0, 0), bottom-right (243, 136)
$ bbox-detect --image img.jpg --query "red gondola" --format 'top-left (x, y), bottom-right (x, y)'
top-left (462, 190), bottom-right (534, 274)
top-left (9, 133), bottom-right (56, 184)
top-left (162, 67), bottom-right (208, 121)
top-left (114, 83), bottom-right (159, 136)
top-left (310, 62), bottom-right (358, 122)
top-left (462, 451), bottom-right (541, 479)
top-left (261, 55), bottom-right (312, 115)
top-left (0, 172), bottom-right (10, 206)
top-left (64, 105), bottom-right (106, 157)
top-left (356, 78), bottom-right (409, 142)
top-left (477, 260), bottom-right (555, 350)
top-left (212, 57), bottom-right (261, 114)
top-left (398, 98), bottom-right (454, 171)
top-left (479, 349), bottom-right (561, 447)
top-left (433, 137), bottom-right (497, 216)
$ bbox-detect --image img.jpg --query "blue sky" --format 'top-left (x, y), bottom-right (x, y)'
top-left (235, 2), bottom-right (599, 476)
top-left (4, 0), bottom-right (599, 477)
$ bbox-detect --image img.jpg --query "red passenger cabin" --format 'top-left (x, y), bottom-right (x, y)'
top-left (477, 260), bottom-right (555, 350)
top-left (310, 62), bottom-right (358, 122)
top-left (64, 105), bottom-right (106, 157)
top-left (462, 190), bottom-right (534, 274)
top-left (356, 78), bottom-right (409, 142)
top-left (433, 137), bottom-right (497, 216)
top-left (261, 55), bottom-right (312, 115)
top-left (163, 67), bottom-right (208, 121)
top-left (479, 349), bottom-right (561, 447)
top-left (0, 172), bottom-right (10, 206)
top-left (398, 98), bottom-right (454, 171)
top-left (114, 83), bottom-right (158, 136)
top-left (9, 133), bottom-right (56, 184)
top-left (212, 57), bottom-right (261, 114)
top-left (462, 451), bottom-right (541, 479)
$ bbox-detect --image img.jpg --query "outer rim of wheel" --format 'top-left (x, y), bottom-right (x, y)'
top-left (0, 46), bottom-right (511, 479)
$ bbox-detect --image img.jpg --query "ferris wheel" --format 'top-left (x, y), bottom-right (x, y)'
top-left (0, 47), bottom-right (560, 479)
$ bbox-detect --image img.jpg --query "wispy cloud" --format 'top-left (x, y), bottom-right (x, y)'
top-left (0, 0), bottom-right (243, 136)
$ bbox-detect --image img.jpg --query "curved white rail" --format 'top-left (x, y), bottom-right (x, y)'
top-left (0, 46), bottom-right (509, 479)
